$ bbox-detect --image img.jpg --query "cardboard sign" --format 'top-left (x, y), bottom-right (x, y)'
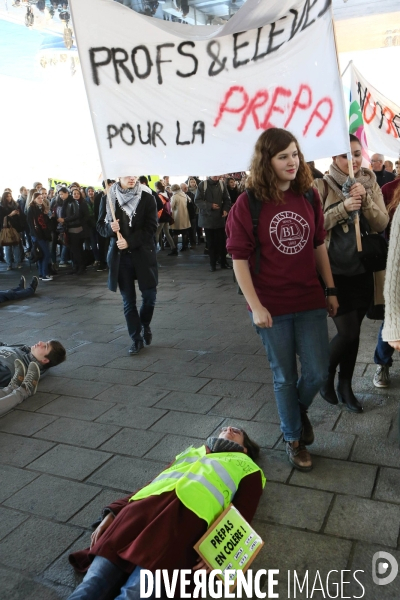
top-left (194, 504), bottom-right (263, 588)
top-left (69, 0), bottom-right (350, 176)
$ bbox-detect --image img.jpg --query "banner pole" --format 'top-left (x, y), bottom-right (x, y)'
top-left (331, 8), bottom-right (362, 251)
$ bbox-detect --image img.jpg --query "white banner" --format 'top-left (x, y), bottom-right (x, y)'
top-left (349, 63), bottom-right (400, 158)
top-left (70, 0), bottom-right (350, 176)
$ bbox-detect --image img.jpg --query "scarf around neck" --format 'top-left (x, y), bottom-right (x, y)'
top-left (325, 163), bottom-right (376, 201)
top-left (106, 181), bottom-right (142, 226)
top-left (206, 437), bottom-right (246, 454)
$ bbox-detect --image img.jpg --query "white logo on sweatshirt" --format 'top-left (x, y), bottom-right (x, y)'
top-left (270, 211), bottom-right (310, 254)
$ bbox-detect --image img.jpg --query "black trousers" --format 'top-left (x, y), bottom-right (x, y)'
top-left (69, 232), bottom-right (84, 269)
top-left (204, 227), bottom-right (227, 267)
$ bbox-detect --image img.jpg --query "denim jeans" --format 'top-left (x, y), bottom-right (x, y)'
top-left (32, 237), bottom-right (50, 278)
top-left (67, 557), bottom-right (154, 600)
top-left (118, 253), bottom-right (157, 342)
top-left (252, 308), bottom-right (329, 441)
top-left (4, 244), bottom-right (21, 267)
top-left (0, 284), bottom-right (35, 304)
top-left (374, 321), bottom-right (394, 367)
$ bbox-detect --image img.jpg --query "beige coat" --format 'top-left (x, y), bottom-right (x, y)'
top-left (313, 177), bottom-right (389, 305)
top-left (170, 191), bottom-right (191, 230)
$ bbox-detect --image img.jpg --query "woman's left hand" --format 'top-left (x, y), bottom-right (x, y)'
top-left (349, 182), bottom-right (366, 201)
top-left (326, 296), bottom-right (339, 318)
top-left (193, 557), bottom-right (211, 574)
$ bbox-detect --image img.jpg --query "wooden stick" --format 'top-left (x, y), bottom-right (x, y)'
top-left (348, 154), bottom-right (362, 252)
top-left (106, 189), bottom-right (123, 241)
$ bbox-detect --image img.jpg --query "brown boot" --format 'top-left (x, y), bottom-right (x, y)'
top-left (285, 441), bottom-right (313, 471)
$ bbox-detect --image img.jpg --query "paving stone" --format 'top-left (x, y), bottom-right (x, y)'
top-left (290, 456), bottom-right (377, 497)
top-left (33, 417), bottom-right (120, 449)
top-left (191, 351), bottom-right (235, 365)
top-left (94, 384), bottom-right (169, 407)
top-left (99, 428), bottom-right (164, 457)
top-left (139, 373), bottom-right (210, 393)
top-left (306, 401), bottom-right (341, 431)
top-left (0, 506), bottom-right (29, 541)
top-left (257, 449), bottom-right (293, 483)
top-left (335, 409), bottom-right (392, 437)
top-left (38, 377), bottom-right (113, 399)
top-left (0, 432), bottom-right (55, 467)
top-left (0, 567), bottom-right (72, 600)
top-left (144, 359), bottom-right (209, 377)
top-left (251, 400), bottom-right (281, 423)
top-left (309, 429), bottom-right (356, 460)
top-left (250, 523), bottom-right (352, 596)
top-left (0, 517), bottom-right (81, 575)
top-left (217, 418), bottom-right (282, 449)
top-left (247, 383), bottom-right (276, 403)
top-left (325, 495), bottom-right (400, 546)
top-left (224, 341), bottom-right (261, 355)
top-left (88, 456), bottom-right (167, 493)
top-left (104, 355), bottom-right (159, 370)
top-left (95, 404), bottom-right (166, 430)
top-left (256, 481), bottom-right (333, 531)
top-left (234, 366), bottom-right (274, 384)
top-left (374, 467), bottom-right (400, 503)
top-left (197, 363), bottom-right (246, 380)
top-left (225, 354), bottom-right (271, 369)
top-left (143, 434), bottom-right (205, 462)
top-left (0, 411), bottom-right (57, 436)
top-left (209, 396), bottom-right (266, 420)
top-left (27, 444), bottom-right (113, 481)
top-left (37, 396), bottom-right (115, 421)
top-left (198, 378), bottom-right (262, 399)
top-left (0, 464), bottom-right (39, 503)
top-left (73, 365), bottom-right (152, 387)
top-left (69, 489), bottom-right (123, 527)
top-left (14, 392), bottom-right (60, 413)
top-left (154, 391), bottom-right (220, 414)
top-left (347, 543), bottom-right (400, 599)
top-left (4, 474), bottom-right (101, 522)
top-left (150, 411), bottom-right (224, 438)
top-left (43, 531), bottom-right (91, 588)
top-left (351, 436), bottom-right (400, 467)
top-left (138, 347), bottom-right (199, 362)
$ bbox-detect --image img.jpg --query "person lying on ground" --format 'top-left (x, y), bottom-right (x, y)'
top-left (0, 276), bottom-right (38, 304)
top-left (67, 426), bottom-right (265, 600)
top-left (0, 359), bottom-right (41, 417)
top-left (0, 338), bottom-right (66, 387)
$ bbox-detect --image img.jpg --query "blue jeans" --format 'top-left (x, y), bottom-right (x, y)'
top-left (32, 237), bottom-right (50, 277)
top-left (118, 253), bottom-right (157, 342)
top-left (4, 244), bottom-right (21, 267)
top-left (0, 284), bottom-right (35, 303)
top-left (252, 308), bottom-right (329, 441)
top-left (67, 557), bottom-right (154, 600)
top-left (374, 321), bottom-right (394, 367)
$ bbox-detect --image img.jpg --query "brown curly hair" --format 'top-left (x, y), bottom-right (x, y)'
top-left (387, 183), bottom-right (400, 218)
top-left (247, 128), bottom-right (313, 205)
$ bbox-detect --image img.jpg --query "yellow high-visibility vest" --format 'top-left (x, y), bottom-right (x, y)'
top-left (130, 445), bottom-right (266, 526)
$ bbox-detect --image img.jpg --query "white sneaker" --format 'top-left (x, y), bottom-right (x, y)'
top-left (21, 362), bottom-right (40, 396)
top-left (40, 276), bottom-right (53, 281)
top-left (373, 365), bottom-right (390, 388)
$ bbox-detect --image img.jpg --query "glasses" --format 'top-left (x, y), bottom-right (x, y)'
top-left (371, 159), bottom-right (382, 163)
top-left (220, 427), bottom-right (243, 434)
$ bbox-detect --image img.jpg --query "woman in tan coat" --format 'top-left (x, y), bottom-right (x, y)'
top-left (170, 183), bottom-right (191, 251)
top-left (314, 134), bottom-right (389, 413)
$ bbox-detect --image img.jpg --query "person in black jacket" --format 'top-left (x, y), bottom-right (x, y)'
top-left (27, 192), bottom-right (53, 281)
top-left (97, 176), bottom-right (158, 355)
top-left (370, 153), bottom-right (396, 188)
top-left (0, 191), bottom-right (24, 270)
top-left (57, 187), bottom-right (85, 275)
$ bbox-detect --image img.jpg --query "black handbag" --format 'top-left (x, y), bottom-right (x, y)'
top-left (359, 215), bottom-right (388, 273)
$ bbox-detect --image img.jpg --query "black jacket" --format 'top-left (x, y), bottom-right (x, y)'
top-left (373, 168), bottom-right (395, 188)
top-left (61, 196), bottom-right (82, 229)
top-left (27, 203), bottom-right (52, 240)
top-left (0, 202), bottom-right (24, 233)
top-left (97, 191), bottom-right (158, 293)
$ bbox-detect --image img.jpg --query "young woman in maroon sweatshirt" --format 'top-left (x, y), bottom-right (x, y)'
top-left (226, 128), bottom-right (338, 472)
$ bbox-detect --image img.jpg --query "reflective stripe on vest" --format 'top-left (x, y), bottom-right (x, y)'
top-left (130, 446), bottom-right (266, 526)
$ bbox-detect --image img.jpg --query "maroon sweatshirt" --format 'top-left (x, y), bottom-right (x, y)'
top-left (226, 189), bottom-right (326, 317)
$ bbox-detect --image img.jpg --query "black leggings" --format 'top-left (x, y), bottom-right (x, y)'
top-left (329, 308), bottom-right (367, 381)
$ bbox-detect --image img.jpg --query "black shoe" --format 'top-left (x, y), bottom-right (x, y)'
top-left (300, 409), bottom-right (314, 445)
top-left (167, 249), bottom-right (178, 256)
top-left (320, 374), bottom-right (338, 405)
top-left (129, 340), bottom-right (144, 355)
top-left (210, 265), bottom-right (216, 272)
top-left (97, 262), bottom-right (107, 271)
top-left (180, 246), bottom-right (188, 251)
top-left (30, 276), bottom-right (39, 293)
top-left (18, 276), bottom-right (26, 290)
top-left (143, 327), bottom-right (152, 346)
top-left (337, 387), bottom-right (363, 413)
top-left (220, 264), bottom-right (232, 270)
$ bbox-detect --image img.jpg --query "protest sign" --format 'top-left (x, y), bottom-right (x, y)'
top-left (70, 0), bottom-right (350, 176)
top-left (194, 504), bottom-right (263, 588)
top-left (48, 178), bottom-right (102, 190)
top-left (349, 62), bottom-right (400, 158)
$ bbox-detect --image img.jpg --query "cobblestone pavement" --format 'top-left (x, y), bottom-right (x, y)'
top-left (0, 247), bottom-right (399, 599)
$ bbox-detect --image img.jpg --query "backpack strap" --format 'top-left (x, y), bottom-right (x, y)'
top-left (245, 189), bottom-right (263, 275)
top-left (304, 187), bottom-right (315, 206)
